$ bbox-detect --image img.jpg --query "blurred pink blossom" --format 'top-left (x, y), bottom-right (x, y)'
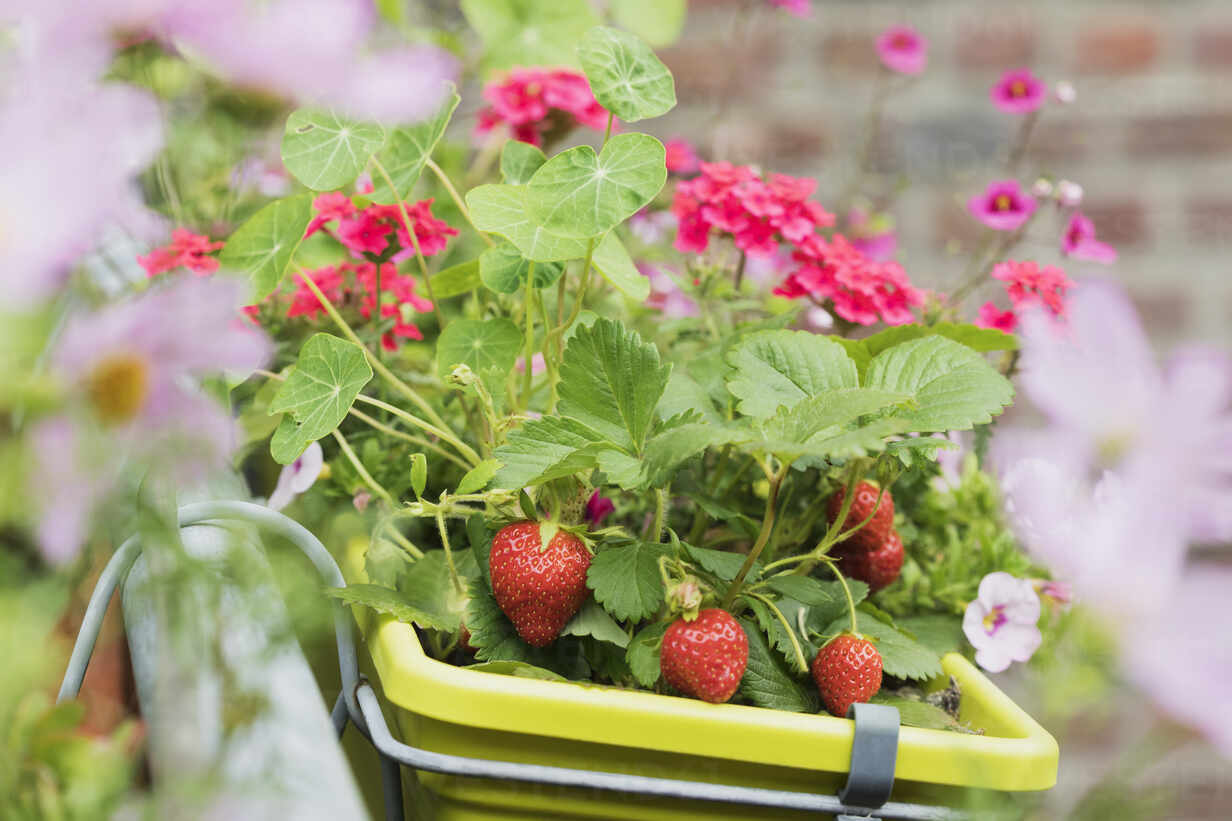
top-left (968, 180), bottom-right (1037, 231)
top-left (664, 138), bottom-right (701, 175)
top-left (767, 0), bottom-right (811, 17)
top-left (1061, 212), bottom-right (1118, 264)
top-left (585, 491), bottom-right (615, 528)
top-left (640, 264), bottom-right (699, 318)
top-left (990, 68), bottom-right (1046, 114)
top-left (875, 25), bottom-right (928, 75)
top-left (962, 572), bottom-right (1042, 673)
top-left (975, 301), bottom-right (1017, 333)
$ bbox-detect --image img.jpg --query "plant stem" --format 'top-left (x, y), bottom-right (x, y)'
top-left (1007, 109), bottom-right (1041, 173)
top-left (425, 157), bottom-right (493, 246)
top-left (720, 463), bottom-right (785, 610)
top-left (602, 112), bottom-right (614, 146)
top-left (748, 591), bottom-right (809, 672)
top-left (548, 238), bottom-right (595, 348)
top-left (369, 157), bottom-right (445, 328)
top-left (649, 486), bottom-right (669, 544)
top-left (331, 429), bottom-right (395, 506)
top-left (522, 260), bottom-right (536, 410)
top-left (435, 509), bottom-right (464, 595)
top-left (356, 394), bottom-right (481, 467)
top-left (380, 520), bottom-right (424, 559)
top-left (825, 559), bottom-right (859, 634)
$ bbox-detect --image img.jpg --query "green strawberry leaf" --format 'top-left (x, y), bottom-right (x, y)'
top-left (895, 614), bottom-right (967, 658)
top-left (657, 369), bottom-right (724, 425)
top-left (822, 611), bottom-right (943, 682)
top-left (577, 26), bottom-right (676, 122)
top-left (586, 541), bottom-right (670, 622)
top-left (863, 322), bottom-right (1019, 357)
top-left (561, 598), bottom-right (630, 648)
top-left (492, 416), bottom-right (609, 488)
top-left (500, 140), bottom-right (547, 185)
top-left (865, 336), bottom-right (1014, 434)
top-left (280, 109), bottom-right (386, 191)
top-left (801, 577), bottom-right (870, 636)
top-left (466, 184), bottom-right (592, 262)
top-left (326, 583), bottom-right (454, 632)
top-left (870, 694), bottom-right (973, 732)
top-left (369, 89), bottom-right (459, 204)
top-left (463, 579), bottom-right (590, 678)
top-left (456, 459), bottom-right (501, 495)
top-left (609, 0), bottom-right (686, 47)
top-left (430, 259), bottom-right (481, 298)
top-left (461, 0), bottom-right (599, 72)
top-left (725, 330), bottom-right (859, 418)
top-left (737, 618), bottom-right (819, 712)
top-left (760, 388), bottom-right (911, 444)
top-left (268, 333), bottom-right (372, 464)
top-left (525, 133), bottom-right (667, 239)
top-left (435, 318), bottom-right (522, 381)
top-left (591, 231), bottom-right (652, 301)
top-left (680, 541), bottom-right (760, 583)
top-left (595, 448), bottom-right (645, 489)
top-left (398, 550), bottom-right (470, 632)
top-left (364, 537), bottom-right (412, 588)
top-left (745, 596), bottom-right (812, 673)
top-left (479, 242), bottom-right (565, 294)
top-left (464, 660), bottom-right (567, 681)
top-left (626, 621), bottom-right (669, 688)
top-left (642, 423), bottom-right (751, 487)
top-left (219, 193), bottom-right (314, 301)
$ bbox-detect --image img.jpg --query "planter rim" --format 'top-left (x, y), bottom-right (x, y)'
top-left (345, 541), bottom-right (1059, 793)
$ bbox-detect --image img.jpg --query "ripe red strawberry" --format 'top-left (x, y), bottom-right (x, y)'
top-left (489, 521), bottom-right (591, 647)
top-left (811, 633), bottom-right (883, 718)
top-left (826, 480), bottom-right (894, 552)
top-left (660, 609), bottom-right (749, 704)
top-left (835, 530), bottom-right (904, 593)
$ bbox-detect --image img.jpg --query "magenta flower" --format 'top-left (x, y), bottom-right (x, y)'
top-left (664, 139), bottom-right (701, 176)
top-left (875, 25), bottom-right (928, 75)
top-left (586, 491), bottom-right (615, 528)
top-left (268, 441), bottom-right (324, 511)
top-left (767, 0), bottom-right (811, 17)
top-left (967, 180), bottom-right (1037, 231)
top-left (975, 301), bottom-right (1017, 333)
top-left (962, 572), bottom-right (1042, 673)
top-left (992, 259), bottom-right (1073, 318)
top-left (990, 68), bottom-right (1046, 114)
top-left (1061, 212), bottom-right (1118, 264)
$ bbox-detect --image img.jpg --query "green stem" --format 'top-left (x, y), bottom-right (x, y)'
top-left (825, 559), bottom-right (859, 634)
top-left (748, 591), bottom-right (809, 672)
top-left (435, 509), bottom-right (464, 595)
top-left (331, 429), bottom-right (395, 505)
top-left (720, 463), bottom-right (785, 610)
top-left (356, 394), bottom-right (481, 467)
top-left (548, 238), bottom-right (595, 348)
top-left (380, 521), bottom-right (424, 559)
top-left (649, 486), bottom-right (669, 544)
top-left (522, 260), bottom-right (536, 410)
top-left (425, 157), bottom-right (493, 246)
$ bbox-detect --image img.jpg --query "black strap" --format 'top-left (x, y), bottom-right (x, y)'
top-left (838, 702), bottom-right (901, 812)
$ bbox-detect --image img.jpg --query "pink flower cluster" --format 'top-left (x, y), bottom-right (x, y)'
top-left (475, 67), bottom-right (610, 147)
top-left (305, 192), bottom-right (457, 260)
top-left (288, 261), bottom-right (433, 352)
top-left (139, 229), bottom-right (225, 277)
top-left (775, 233), bottom-right (924, 326)
top-left (975, 260), bottom-right (1073, 333)
top-left (672, 162), bottom-right (835, 257)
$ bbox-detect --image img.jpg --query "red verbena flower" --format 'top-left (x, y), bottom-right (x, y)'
top-left (288, 261), bottom-right (433, 352)
top-left (975, 301), bottom-right (1018, 333)
top-left (475, 67), bottom-right (611, 147)
top-left (138, 229), bottom-right (225, 277)
top-left (991, 259), bottom-right (1073, 317)
top-left (305, 193), bottom-right (458, 261)
top-left (664, 138), bottom-right (701, 175)
top-left (775, 234), bottom-right (924, 326)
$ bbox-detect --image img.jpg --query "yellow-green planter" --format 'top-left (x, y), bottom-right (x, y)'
top-left (343, 543), bottom-right (1057, 820)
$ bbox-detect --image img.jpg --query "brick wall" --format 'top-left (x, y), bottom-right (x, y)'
top-left (655, 0), bottom-right (1232, 349)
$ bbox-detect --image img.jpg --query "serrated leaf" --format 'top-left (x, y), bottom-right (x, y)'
top-left (610, 0), bottom-right (686, 47)
top-left (745, 596), bottom-right (811, 673)
top-left (591, 231), bottom-right (651, 301)
top-left (492, 416), bottom-right (609, 488)
top-left (561, 598), bottom-right (630, 648)
top-left (500, 140), bottom-right (547, 184)
top-left (595, 448), bottom-right (645, 489)
top-left (737, 618), bottom-right (817, 712)
top-left (400, 550), bottom-right (469, 632)
top-left (479, 242), bottom-right (565, 293)
top-left (577, 26), bottom-right (676, 122)
top-left (281, 109), bottom-right (386, 191)
top-left (465, 660), bottom-right (567, 681)
top-left (680, 542), bottom-right (759, 582)
top-left (467, 513), bottom-right (493, 588)
top-left (467, 184), bottom-right (592, 262)
top-left (430, 259), bottom-right (481, 298)
top-left (525, 133), bottom-right (667, 239)
top-left (268, 333), bottom-right (372, 464)
top-left (642, 423), bottom-right (750, 486)
top-left (462, 0), bottom-right (599, 72)
top-left (822, 612), bottom-right (943, 681)
top-left (365, 536), bottom-right (412, 588)
top-left (766, 575), bottom-right (845, 608)
top-left (803, 577), bottom-right (869, 634)
top-left (586, 541), bottom-right (669, 622)
top-left (220, 193), bottom-right (313, 301)
top-left (457, 459), bottom-right (501, 495)
top-left (558, 317), bottom-right (671, 452)
top-left (463, 579), bottom-right (590, 677)
top-left (658, 369), bottom-right (723, 425)
top-left (761, 388), bottom-right (910, 444)
top-left (626, 621), bottom-right (668, 688)
top-left (368, 90), bottom-right (459, 204)
top-left (327, 583), bottom-right (454, 631)
top-left (871, 694), bottom-right (971, 732)
top-left (726, 330), bottom-right (859, 418)
top-left (435, 318), bottom-right (522, 381)
top-left (863, 322), bottom-right (1018, 358)
top-left (739, 417), bottom-right (908, 464)
top-left (896, 614), bottom-right (966, 658)
top-left (865, 336), bottom-right (1014, 434)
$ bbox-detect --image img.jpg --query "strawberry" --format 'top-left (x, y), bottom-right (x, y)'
top-left (826, 480), bottom-right (894, 552)
top-left (835, 529), bottom-right (904, 593)
top-left (811, 633), bottom-right (883, 718)
top-left (659, 609), bottom-right (748, 704)
top-left (489, 521), bottom-right (592, 647)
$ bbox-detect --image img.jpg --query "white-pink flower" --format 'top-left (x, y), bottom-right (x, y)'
top-left (268, 441), bottom-right (324, 511)
top-left (962, 572), bottom-right (1042, 673)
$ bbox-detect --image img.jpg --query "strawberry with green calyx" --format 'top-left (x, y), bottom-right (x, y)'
top-left (835, 529), bottom-right (904, 593)
top-left (826, 479), bottom-right (894, 553)
top-left (489, 520), bottom-right (592, 647)
top-left (659, 608), bottom-right (748, 704)
top-left (810, 559), bottom-right (884, 715)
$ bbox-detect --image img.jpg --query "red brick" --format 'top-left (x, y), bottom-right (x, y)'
top-left (823, 31), bottom-right (880, 72)
top-left (955, 21), bottom-right (1038, 69)
top-left (1194, 28), bottom-right (1232, 69)
top-left (660, 33), bottom-right (776, 99)
top-left (1127, 112), bottom-right (1232, 157)
top-left (1083, 198), bottom-right (1149, 247)
top-left (1185, 197), bottom-right (1232, 243)
top-left (1075, 20), bottom-right (1161, 73)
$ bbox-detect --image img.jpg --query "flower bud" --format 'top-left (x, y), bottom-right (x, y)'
top-left (1056, 180), bottom-right (1083, 208)
top-left (1054, 81), bottom-right (1076, 104)
top-left (1030, 178), bottom-right (1054, 198)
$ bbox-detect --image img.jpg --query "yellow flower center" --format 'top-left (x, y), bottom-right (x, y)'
top-left (1010, 80), bottom-right (1027, 97)
top-left (994, 194), bottom-right (1013, 211)
top-left (86, 353), bottom-right (150, 425)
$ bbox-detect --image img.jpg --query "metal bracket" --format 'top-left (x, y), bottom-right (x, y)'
top-left (838, 702), bottom-right (901, 812)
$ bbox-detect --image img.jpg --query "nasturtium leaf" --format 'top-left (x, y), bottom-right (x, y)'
top-left (492, 416), bottom-right (608, 488)
top-left (725, 330), bottom-right (859, 418)
top-left (577, 26), bottom-right (676, 122)
top-left (465, 660), bottom-right (567, 681)
top-left (822, 612), bottom-right (943, 682)
top-left (738, 618), bottom-right (818, 712)
top-left (610, 0), bottom-right (686, 47)
top-left (456, 458), bottom-right (501, 495)
top-left (760, 388), bottom-right (910, 444)
top-left (434, 318), bottom-right (522, 381)
top-left (525, 133), bottom-right (667, 239)
top-left (270, 415), bottom-right (314, 465)
top-left (326, 583), bottom-right (455, 632)
top-left (586, 541), bottom-right (670, 622)
top-left (558, 317), bottom-right (671, 453)
top-left (591, 231), bottom-right (651, 301)
top-left (561, 599), bottom-right (630, 648)
top-left (219, 193), bottom-right (313, 301)
top-left (479, 242), bottom-right (565, 293)
top-left (466, 184), bottom-right (592, 262)
top-left (430, 259), bottom-right (481, 298)
top-left (500, 139), bottom-right (547, 184)
top-left (268, 333), bottom-right (372, 464)
top-left (625, 621), bottom-right (668, 688)
top-left (368, 89), bottom-right (459, 204)
top-left (865, 336), bottom-right (1014, 433)
top-left (461, 0), bottom-right (600, 72)
top-left (280, 109), bottom-right (386, 191)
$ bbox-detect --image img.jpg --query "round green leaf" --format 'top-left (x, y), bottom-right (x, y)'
top-left (268, 333), bottom-right (374, 464)
top-left (577, 26), bottom-right (676, 122)
top-left (461, 0), bottom-right (599, 72)
top-left (591, 231), bottom-right (650, 301)
top-left (479, 242), bottom-right (564, 293)
top-left (525, 133), bottom-right (667, 239)
top-left (435, 318), bottom-right (522, 380)
top-left (610, 0), bottom-right (686, 47)
top-left (368, 90), bottom-right (460, 204)
top-left (466, 184), bottom-right (591, 262)
top-left (281, 109), bottom-right (386, 191)
top-left (500, 140), bottom-right (547, 185)
top-left (218, 193), bottom-right (313, 302)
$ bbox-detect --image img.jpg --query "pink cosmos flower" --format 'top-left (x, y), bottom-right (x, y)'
top-left (991, 260), bottom-right (1073, 318)
top-left (586, 491), bottom-right (615, 527)
top-left (475, 68), bottom-right (610, 147)
top-left (767, 0), bottom-right (811, 17)
top-left (268, 441), bottom-right (324, 511)
top-left (664, 139), bottom-right (701, 175)
top-left (138, 229), bottom-right (224, 277)
top-left (875, 25), bottom-right (928, 75)
top-left (968, 180), bottom-right (1037, 232)
top-left (1061, 212), bottom-right (1118, 264)
top-left (975, 301), bottom-right (1017, 333)
top-left (990, 68), bottom-right (1046, 114)
top-left (962, 572), bottom-right (1042, 673)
